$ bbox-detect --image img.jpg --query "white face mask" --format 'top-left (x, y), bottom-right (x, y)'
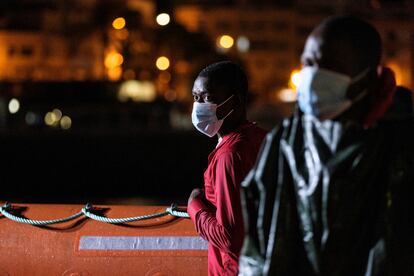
top-left (191, 95), bottom-right (234, 137)
top-left (297, 66), bottom-right (369, 120)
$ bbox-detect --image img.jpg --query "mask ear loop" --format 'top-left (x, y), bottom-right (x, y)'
top-left (327, 69), bottom-right (372, 121)
top-left (347, 67), bottom-right (373, 103)
top-left (351, 67), bottom-right (371, 84)
top-left (217, 94), bottom-right (234, 120)
top-left (217, 94), bottom-right (234, 108)
top-left (220, 109), bottom-right (233, 121)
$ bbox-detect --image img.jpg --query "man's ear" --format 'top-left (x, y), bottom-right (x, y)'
top-left (376, 65), bottom-right (383, 77)
top-left (363, 66), bottom-right (396, 128)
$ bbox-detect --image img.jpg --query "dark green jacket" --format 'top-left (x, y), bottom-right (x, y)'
top-left (239, 110), bottom-right (414, 276)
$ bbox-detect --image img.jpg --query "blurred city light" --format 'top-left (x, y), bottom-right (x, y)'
top-left (156, 56), bottom-right (170, 71)
top-left (236, 36), bottom-right (250, 52)
top-left (290, 69), bottom-right (302, 89)
top-left (60, 116), bottom-right (72, 130)
top-left (104, 52), bottom-right (124, 68)
top-left (278, 88), bottom-right (297, 102)
top-left (25, 112), bottom-right (38, 125)
top-left (156, 13), bottom-right (170, 26)
top-left (217, 35), bottom-right (234, 49)
top-left (44, 112), bottom-right (57, 126)
top-left (387, 62), bottom-right (403, 85)
top-left (158, 71), bottom-right (171, 83)
top-left (114, 29), bottom-right (129, 40)
top-left (118, 80), bottom-right (156, 102)
top-left (108, 67), bottom-right (123, 81)
top-left (52, 108), bottom-right (62, 121)
top-left (112, 17), bottom-right (126, 30)
top-left (8, 98), bottom-right (20, 114)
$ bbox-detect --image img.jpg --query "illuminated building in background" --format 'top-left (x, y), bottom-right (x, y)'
top-left (176, 5), bottom-right (307, 97)
top-left (375, 19), bottom-right (413, 88)
top-left (0, 31), bottom-right (105, 81)
top-left (0, 0), bottom-right (107, 81)
top-left (0, 0), bottom-right (412, 101)
top-left (175, 1), bottom-right (414, 99)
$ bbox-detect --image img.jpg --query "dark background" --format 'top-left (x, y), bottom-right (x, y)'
top-left (0, 129), bottom-right (215, 205)
top-left (0, 0), bottom-right (412, 205)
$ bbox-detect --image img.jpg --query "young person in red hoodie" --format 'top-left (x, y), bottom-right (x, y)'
top-left (187, 61), bottom-right (266, 276)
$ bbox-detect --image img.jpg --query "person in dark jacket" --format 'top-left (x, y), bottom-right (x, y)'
top-left (239, 16), bottom-right (414, 276)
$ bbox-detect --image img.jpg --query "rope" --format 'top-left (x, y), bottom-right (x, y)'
top-left (0, 202), bottom-right (84, 225)
top-left (82, 203), bottom-right (170, 224)
top-left (0, 202), bottom-right (189, 225)
top-left (166, 204), bottom-right (190, 218)
top-left (82, 203), bottom-right (189, 223)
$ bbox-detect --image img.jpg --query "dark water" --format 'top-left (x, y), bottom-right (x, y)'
top-left (0, 129), bottom-right (215, 206)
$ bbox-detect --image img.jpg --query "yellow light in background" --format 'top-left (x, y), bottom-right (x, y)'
top-left (107, 66), bottom-right (123, 81)
top-left (156, 13), bottom-right (170, 26)
top-left (112, 17), bottom-right (126, 30)
top-left (8, 98), bottom-right (20, 114)
top-left (44, 112), bottom-right (57, 126)
top-left (118, 80), bottom-right (156, 102)
top-left (52, 108), bottom-right (62, 121)
top-left (278, 88), bottom-right (297, 103)
top-left (218, 35), bottom-right (234, 49)
top-left (290, 69), bottom-right (301, 89)
top-left (387, 62), bottom-right (403, 85)
top-left (60, 116), bottom-right (72, 130)
top-left (156, 56), bottom-right (170, 70)
top-left (104, 52), bottom-right (124, 68)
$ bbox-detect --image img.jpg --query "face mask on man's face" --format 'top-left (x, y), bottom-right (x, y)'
top-left (297, 66), bottom-right (370, 120)
top-left (191, 95), bottom-right (234, 137)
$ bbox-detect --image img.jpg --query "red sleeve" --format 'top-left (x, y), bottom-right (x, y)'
top-left (188, 151), bottom-right (245, 254)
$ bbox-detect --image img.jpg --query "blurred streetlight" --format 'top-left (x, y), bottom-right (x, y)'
top-left (156, 13), bottom-right (170, 26)
top-left (44, 112), bottom-right (57, 126)
top-left (8, 98), bottom-right (20, 114)
top-left (290, 69), bottom-right (301, 89)
top-left (52, 108), bottom-right (62, 121)
top-left (107, 67), bottom-right (123, 81)
top-left (236, 36), bottom-right (250, 52)
top-left (60, 116), bottom-right (72, 130)
top-left (118, 80), bottom-right (156, 102)
top-left (387, 62), bottom-right (403, 85)
top-left (25, 112), bottom-right (38, 125)
top-left (156, 56), bottom-right (170, 70)
top-left (104, 52), bottom-right (124, 68)
top-left (217, 35), bottom-right (234, 49)
top-left (278, 88), bottom-right (297, 103)
top-left (112, 17), bottom-right (126, 30)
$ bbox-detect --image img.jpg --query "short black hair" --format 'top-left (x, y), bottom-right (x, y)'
top-left (198, 61), bottom-right (248, 100)
top-left (318, 16), bottom-right (382, 70)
